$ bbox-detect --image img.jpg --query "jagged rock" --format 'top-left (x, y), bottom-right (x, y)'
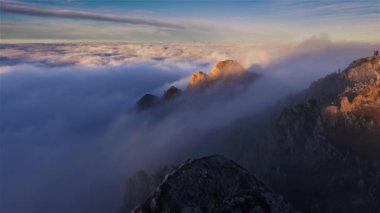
top-left (188, 71), bottom-right (209, 88)
top-left (209, 59), bottom-right (246, 79)
top-left (136, 94), bottom-right (159, 110)
top-left (133, 155), bottom-right (294, 213)
top-left (163, 86), bottom-right (181, 100)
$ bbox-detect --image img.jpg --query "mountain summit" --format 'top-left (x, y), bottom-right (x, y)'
top-left (188, 71), bottom-right (208, 88)
top-left (209, 59), bottom-right (246, 79)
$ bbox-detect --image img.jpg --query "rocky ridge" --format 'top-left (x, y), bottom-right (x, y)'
top-left (135, 59), bottom-right (258, 111)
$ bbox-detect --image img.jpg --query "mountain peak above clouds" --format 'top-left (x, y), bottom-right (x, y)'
top-left (209, 59), bottom-right (246, 79)
top-left (187, 59), bottom-right (254, 89)
top-left (135, 59), bottom-right (258, 111)
top-left (188, 71), bottom-right (209, 88)
top-left (163, 85), bottom-right (181, 100)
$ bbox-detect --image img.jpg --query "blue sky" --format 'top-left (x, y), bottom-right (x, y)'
top-left (0, 0), bottom-right (379, 43)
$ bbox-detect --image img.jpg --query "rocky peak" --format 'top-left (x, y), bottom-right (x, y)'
top-left (188, 71), bottom-right (209, 88)
top-left (163, 86), bottom-right (181, 100)
top-left (133, 155), bottom-right (293, 212)
top-left (136, 94), bottom-right (159, 111)
top-left (187, 60), bottom-right (251, 89)
top-left (209, 59), bottom-right (246, 79)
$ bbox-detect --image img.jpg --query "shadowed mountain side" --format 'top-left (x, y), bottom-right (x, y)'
top-left (246, 56), bottom-right (380, 212)
top-left (132, 155), bottom-right (294, 213)
top-left (163, 85), bottom-right (181, 100)
top-left (135, 86), bottom-right (182, 111)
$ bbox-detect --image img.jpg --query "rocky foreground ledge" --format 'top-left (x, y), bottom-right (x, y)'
top-left (132, 155), bottom-right (295, 213)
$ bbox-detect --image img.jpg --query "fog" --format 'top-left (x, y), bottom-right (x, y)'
top-left (0, 38), bottom-right (377, 212)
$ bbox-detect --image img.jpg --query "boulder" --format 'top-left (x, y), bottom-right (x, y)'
top-left (134, 155), bottom-right (294, 213)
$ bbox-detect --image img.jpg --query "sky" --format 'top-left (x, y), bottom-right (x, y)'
top-left (0, 0), bottom-right (379, 43)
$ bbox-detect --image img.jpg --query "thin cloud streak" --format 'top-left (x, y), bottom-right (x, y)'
top-left (0, 3), bottom-right (184, 29)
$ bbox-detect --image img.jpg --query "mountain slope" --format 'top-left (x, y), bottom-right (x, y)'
top-left (247, 56), bottom-right (380, 212)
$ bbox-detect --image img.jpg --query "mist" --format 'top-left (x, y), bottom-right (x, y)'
top-left (0, 39), bottom-right (377, 212)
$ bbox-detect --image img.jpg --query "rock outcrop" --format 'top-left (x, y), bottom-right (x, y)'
top-left (188, 71), bottom-right (209, 88)
top-left (133, 155), bottom-right (294, 213)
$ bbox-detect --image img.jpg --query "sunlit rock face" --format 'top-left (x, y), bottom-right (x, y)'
top-left (209, 59), bottom-right (246, 79)
top-left (187, 59), bottom-right (257, 89)
top-left (133, 155), bottom-right (294, 213)
top-left (188, 71), bottom-right (209, 88)
top-left (135, 59), bottom-right (258, 110)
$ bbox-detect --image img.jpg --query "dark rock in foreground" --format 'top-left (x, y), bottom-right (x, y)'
top-left (133, 155), bottom-right (294, 213)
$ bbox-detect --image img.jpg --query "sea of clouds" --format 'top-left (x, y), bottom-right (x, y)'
top-left (0, 37), bottom-right (377, 212)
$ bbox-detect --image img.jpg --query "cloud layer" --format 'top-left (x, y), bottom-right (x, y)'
top-left (0, 39), bottom-right (378, 212)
